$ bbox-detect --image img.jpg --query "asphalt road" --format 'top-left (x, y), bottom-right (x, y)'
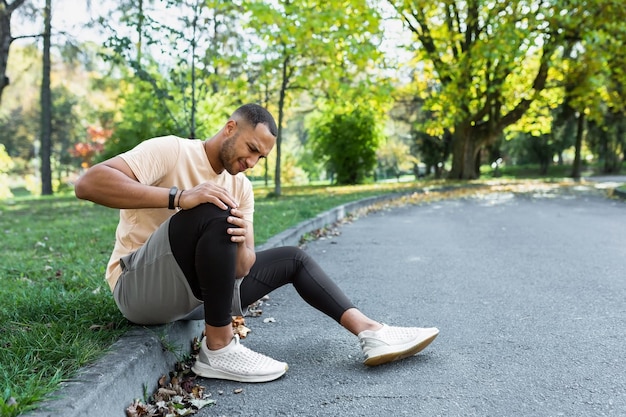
top-left (193, 185), bottom-right (626, 417)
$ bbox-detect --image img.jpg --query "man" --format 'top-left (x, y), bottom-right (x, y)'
top-left (75, 103), bottom-right (439, 383)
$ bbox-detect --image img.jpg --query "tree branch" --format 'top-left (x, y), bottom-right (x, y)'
top-left (389, 1), bottom-right (451, 84)
top-left (497, 37), bottom-right (555, 129)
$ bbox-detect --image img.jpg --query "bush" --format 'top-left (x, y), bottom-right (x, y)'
top-left (309, 108), bottom-right (381, 185)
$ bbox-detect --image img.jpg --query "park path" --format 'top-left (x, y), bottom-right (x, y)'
top-left (194, 184), bottom-right (625, 417)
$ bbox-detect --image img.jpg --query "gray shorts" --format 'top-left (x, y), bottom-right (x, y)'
top-left (113, 217), bottom-right (244, 325)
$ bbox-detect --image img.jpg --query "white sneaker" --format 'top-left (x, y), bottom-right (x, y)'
top-left (191, 335), bottom-right (288, 382)
top-left (358, 324), bottom-right (439, 366)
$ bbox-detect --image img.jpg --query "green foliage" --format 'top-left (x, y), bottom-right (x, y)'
top-left (0, 144), bottom-right (14, 200)
top-left (98, 69), bottom-right (238, 162)
top-left (0, 107), bottom-right (37, 163)
top-left (308, 107), bottom-right (381, 185)
top-left (97, 1), bottom-right (254, 149)
top-left (389, 0), bottom-right (591, 178)
top-left (245, 0), bottom-right (387, 194)
top-left (98, 77), bottom-right (171, 160)
top-left (50, 85), bottom-right (84, 167)
top-left (376, 137), bottom-right (418, 180)
top-left (586, 112), bottom-right (626, 174)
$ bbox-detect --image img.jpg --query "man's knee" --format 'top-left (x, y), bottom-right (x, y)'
top-left (176, 203), bottom-right (231, 226)
top-left (280, 246), bottom-right (309, 262)
top-left (170, 203), bottom-right (234, 243)
top-left (188, 202), bottom-right (232, 218)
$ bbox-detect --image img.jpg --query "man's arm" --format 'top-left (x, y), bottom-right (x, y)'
top-left (74, 156), bottom-right (173, 209)
top-left (75, 156), bottom-right (240, 210)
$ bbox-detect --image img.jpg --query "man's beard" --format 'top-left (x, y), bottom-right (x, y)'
top-left (220, 133), bottom-right (239, 174)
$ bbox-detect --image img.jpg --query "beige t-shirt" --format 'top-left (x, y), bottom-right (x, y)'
top-left (105, 135), bottom-right (254, 291)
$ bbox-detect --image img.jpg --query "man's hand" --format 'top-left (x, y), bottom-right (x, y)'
top-left (227, 208), bottom-right (249, 244)
top-left (178, 182), bottom-right (239, 211)
top-left (228, 207), bottom-right (256, 278)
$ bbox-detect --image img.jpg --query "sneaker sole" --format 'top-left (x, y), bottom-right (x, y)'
top-left (363, 332), bottom-right (439, 366)
top-left (191, 361), bottom-right (288, 383)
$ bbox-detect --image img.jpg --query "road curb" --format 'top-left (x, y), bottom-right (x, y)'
top-left (22, 192), bottom-right (406, 417)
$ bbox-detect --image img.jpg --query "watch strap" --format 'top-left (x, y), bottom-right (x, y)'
top-left (168, 186), bottom-right (178, 210)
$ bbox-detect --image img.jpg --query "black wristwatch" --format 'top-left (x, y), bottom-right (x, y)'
top-left (168, 186), bottom-right (178, 210)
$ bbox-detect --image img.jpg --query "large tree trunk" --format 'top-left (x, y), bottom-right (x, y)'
top-left (40, 0), bottom-right (52, 195)
top-left (449, 126), bottom-right (480, 179)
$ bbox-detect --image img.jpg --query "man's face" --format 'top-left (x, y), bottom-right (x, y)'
top-left (219, 122), bottom-right (275, 175)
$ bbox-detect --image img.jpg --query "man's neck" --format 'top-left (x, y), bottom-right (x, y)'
top-left (204, 137), bottom-right (224, 174)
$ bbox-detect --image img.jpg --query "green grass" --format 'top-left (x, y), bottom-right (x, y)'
top-left (481, 161), bottom-right (626, 180)
top-left (0, 180), bottom-right (431, 416)
top-left (0, 195), bottom-right (129, 416)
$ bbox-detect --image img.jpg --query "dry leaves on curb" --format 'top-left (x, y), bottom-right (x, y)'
top-left (125, 335), bottom-right (213, 417)
top-left (125, 362), bottom-right (215, 417)
top-left (125, 312), bottom-right (264, 416)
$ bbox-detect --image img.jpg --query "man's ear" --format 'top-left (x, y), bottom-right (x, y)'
top-left (225, 119), bottom-right (238, 135)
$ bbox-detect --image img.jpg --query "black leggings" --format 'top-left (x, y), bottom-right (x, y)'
top-left (169, 203), bottom-right (355, 327)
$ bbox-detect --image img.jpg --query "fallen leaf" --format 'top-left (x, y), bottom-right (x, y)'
top-left (232, 316), bottom-right (251, 339)
top-left (189, 398), bottom-right (216, 408)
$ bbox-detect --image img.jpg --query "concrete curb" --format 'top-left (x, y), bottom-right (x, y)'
top-left (22, 192), bottom-right (406, 417)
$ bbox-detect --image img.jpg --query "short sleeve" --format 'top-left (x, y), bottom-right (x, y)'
top-left (119, 136), bottom-right (180, 185)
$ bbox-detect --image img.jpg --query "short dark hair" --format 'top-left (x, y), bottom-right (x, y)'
top-left (232, 103), bottom-right (278, 137)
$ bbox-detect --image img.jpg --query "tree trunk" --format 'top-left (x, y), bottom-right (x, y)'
top-left (189, 1), bottom-right (198, 139)
top-left (273, 53), bottom-right (290, 197)
top-left (40, 0), bottom-right (53, 195)
top-left (0, 4), bottom-right (11, 105)
top-left (449, 127), bottom-right (479, 179)
top-left (0, 0), bottom-right (28, 105)
top-left (571, 112), bottom-right (585, 180)
top-left (274, 99), bottom-right (283, 196)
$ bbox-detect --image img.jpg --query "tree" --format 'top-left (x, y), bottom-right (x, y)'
top-left (377, 137), bottom-right (417, 181)
top-left (0, 0), bottom-right (29, 104)
top-left (99, 0), bottom-right (246, 141)
top-left (389, 0), bottom-right (568, 179)
top-left (246, 0), bottom-right (383, 195)
top-left (390, 93), bottom-right (451, 178)
top-left (564, 0), bottom-right (626, 177)
top-left (309, 107), bottom-right (381, 185)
